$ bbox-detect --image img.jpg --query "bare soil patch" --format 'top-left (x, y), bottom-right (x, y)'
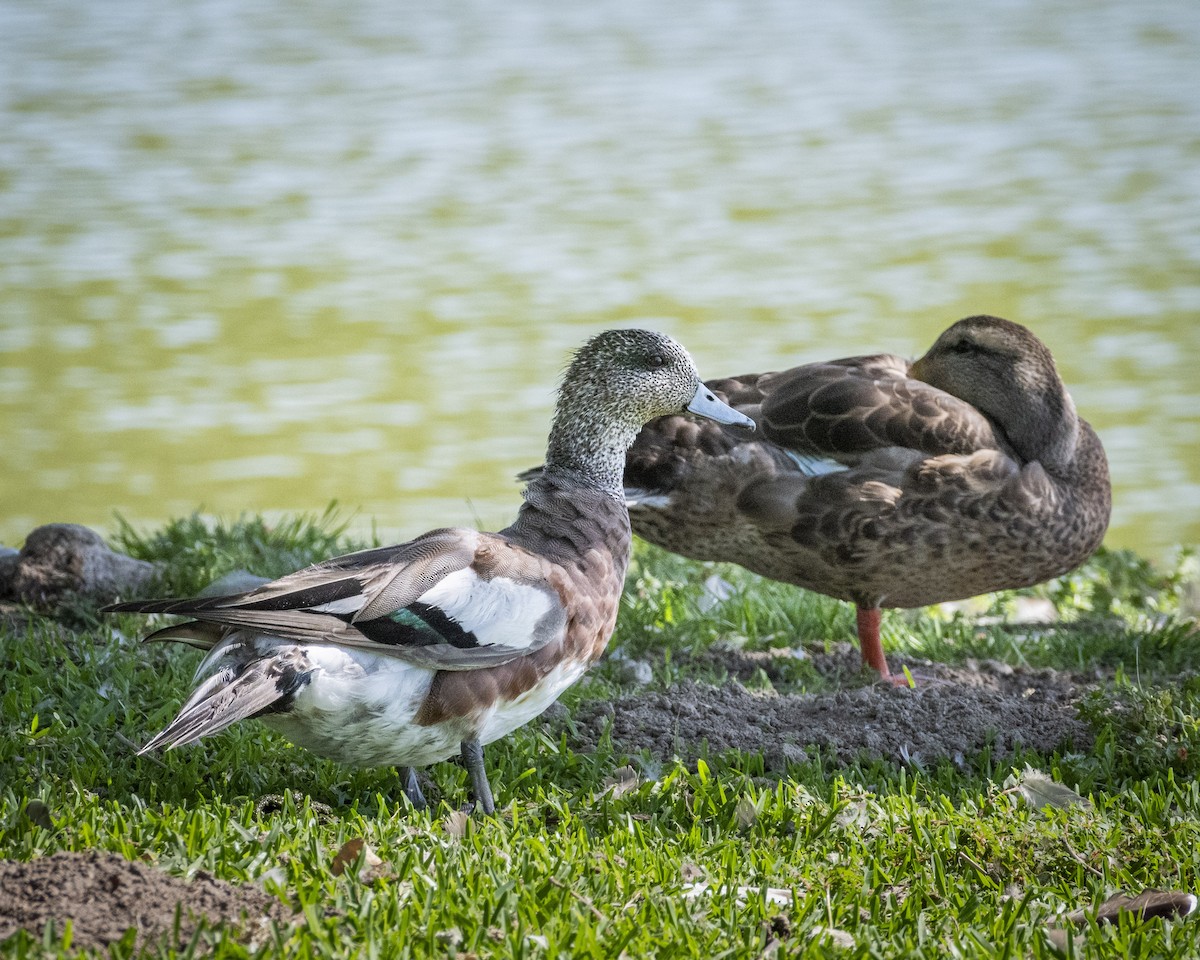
top-left (570, 653), bottom-right (1092, 769)
top-left (0, 850), bottom-right (294, 953)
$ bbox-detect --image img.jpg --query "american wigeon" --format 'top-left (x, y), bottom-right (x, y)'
top-left (105, 329), bottom-right (754, 813)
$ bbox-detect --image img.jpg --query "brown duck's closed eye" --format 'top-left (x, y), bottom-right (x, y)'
top-left (620, 315), bottom-right (1111, 683)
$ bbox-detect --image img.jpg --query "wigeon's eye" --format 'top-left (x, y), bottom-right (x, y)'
top-left (950, 339), bottom-right (974, 354)
top-left (648, 354), bottom-right (667, 369)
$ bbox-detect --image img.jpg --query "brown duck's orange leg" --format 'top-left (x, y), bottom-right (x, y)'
top-left (856, 606), bottom-right (909, 686)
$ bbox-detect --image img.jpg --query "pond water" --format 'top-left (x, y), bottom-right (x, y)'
top-left (2, 0), bottom-right (1198, 560)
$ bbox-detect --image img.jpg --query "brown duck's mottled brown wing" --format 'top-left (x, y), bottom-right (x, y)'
top-left (759, 354), bottom-right (1012, 462)
top-left (625, 372), bottom-right (786, 495)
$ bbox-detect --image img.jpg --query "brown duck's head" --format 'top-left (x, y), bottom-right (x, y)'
top-left (909, 315), bottom-right (1080, 470)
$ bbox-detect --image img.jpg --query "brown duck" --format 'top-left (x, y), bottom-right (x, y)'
top-left (623, 315), bottom-right (1111, 682)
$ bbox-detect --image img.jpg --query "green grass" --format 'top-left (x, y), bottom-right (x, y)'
top-left (2, 514), bottom-right (1199, 958)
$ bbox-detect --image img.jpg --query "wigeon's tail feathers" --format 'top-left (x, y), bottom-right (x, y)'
top-left (139, 654), bottom-right (310, 754)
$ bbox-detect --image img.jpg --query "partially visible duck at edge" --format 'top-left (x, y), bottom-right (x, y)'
top-left (623, 315), bottom-right (1111, 683)
top-left (105, 329), bottom-right (753, 814)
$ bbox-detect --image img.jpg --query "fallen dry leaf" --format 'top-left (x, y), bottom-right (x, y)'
top-left (331, 838), bottom-right (364, 876)
top-left (697, 574), bottom-right (736, 612)
top-left (1068, 889), bottom-right (1198, 925)
top-left (1045, 889), bottom-right (1198, 949)
top-left (330, 837), bottom-right (386, 881)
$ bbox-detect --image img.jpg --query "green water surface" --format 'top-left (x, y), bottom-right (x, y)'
top-left (2, 0), bottom-right (1197, 559)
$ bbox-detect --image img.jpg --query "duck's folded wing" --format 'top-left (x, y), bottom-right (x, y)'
top-left (759, 355), bottom-right (1008, 460)
top-left (104, 528), bottom-right (567, 671)
top-left (624, 372), bottom-right (779, 497)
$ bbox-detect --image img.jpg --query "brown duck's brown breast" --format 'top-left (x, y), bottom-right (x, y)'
top-left (778, 423), bottom-right (1109, 609)
top-left (633, 416), bottom-right (1110, 612)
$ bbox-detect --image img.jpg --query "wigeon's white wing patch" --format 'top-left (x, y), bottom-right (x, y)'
top-left (416, 568), bottom-right (557, 651)
top-left (310, 596), bottom-right (368, 616)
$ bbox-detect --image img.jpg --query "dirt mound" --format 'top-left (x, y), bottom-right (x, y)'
top-left (570, 661), bottom-right (1090, 769)
top-left (0, 851), bottom-right (294, 952)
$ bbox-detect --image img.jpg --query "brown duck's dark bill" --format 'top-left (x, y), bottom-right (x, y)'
top-left (686, 384), bottom-right (756, 430)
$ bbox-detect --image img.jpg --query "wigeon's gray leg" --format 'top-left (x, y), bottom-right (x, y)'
top-left (460, 738), bottom-right (496, 816)
top-left (402, 767), bottom-right (426, 810)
